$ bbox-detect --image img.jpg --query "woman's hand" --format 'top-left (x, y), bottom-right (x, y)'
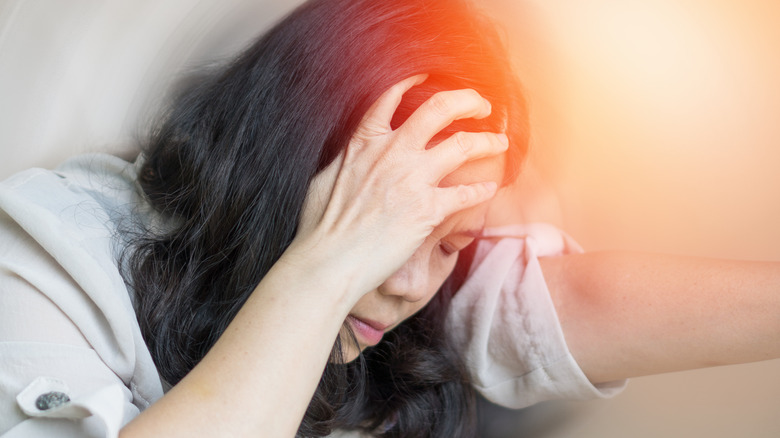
top-left (292, 74), bottom-right (508, 300)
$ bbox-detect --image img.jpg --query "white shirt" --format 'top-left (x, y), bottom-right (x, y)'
top-left (0, 154), bottom-right (622, 437)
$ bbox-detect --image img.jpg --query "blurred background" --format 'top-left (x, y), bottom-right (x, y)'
top-left (1, 0), bottom-right (778, 436)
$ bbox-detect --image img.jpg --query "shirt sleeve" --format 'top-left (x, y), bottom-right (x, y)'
top-left (446, 223), bottom-right (626, 409)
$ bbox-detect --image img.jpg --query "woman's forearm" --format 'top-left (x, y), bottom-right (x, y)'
top-left (541, 252), bottom-right (780, 383)
top-left (120, 249), bottom-right (357, 438)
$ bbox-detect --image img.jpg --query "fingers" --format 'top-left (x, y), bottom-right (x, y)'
top-left (355, 74), bottom-right (429, 138)
top-left (396, 88), bottom-right (493, 148)
top-left (435, 181), bottom-right (498, 219)
top-left (426, 131), bottom-right (508, 180)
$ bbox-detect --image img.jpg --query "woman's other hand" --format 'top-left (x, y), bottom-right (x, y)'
top-left (294, 74), bottom-right (508, 299)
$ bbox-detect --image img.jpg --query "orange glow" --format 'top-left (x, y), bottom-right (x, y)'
top-left (485, 0), bottom-right (780, 260)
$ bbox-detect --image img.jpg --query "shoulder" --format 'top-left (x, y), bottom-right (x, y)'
top-left (1, 154), bottom-right (140, 224)
top-left (0, 154), bottom-right (142, 313)
top-left (0, 154), bottom-right (164, 422)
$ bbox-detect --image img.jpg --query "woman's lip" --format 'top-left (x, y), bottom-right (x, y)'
top-left (350, 315), bottom-right (391, 331)
top-left (347, 315), bottom-right (389, 346)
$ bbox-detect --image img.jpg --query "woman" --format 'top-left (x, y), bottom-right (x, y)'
top-left (125, 0), bottom-right (531, 435)
top-left (1, 0), bottom-right (533, 436)
top-left (2, 0), bottom-right (780, 437)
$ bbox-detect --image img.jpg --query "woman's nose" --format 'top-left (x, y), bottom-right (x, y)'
top-left (377, 255), bottom-right (430, 302)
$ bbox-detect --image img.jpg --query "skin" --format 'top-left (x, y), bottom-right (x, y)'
top-left (542, 252), bottom-right (780, 384)
top-left (342, 154), bottom-right (506, 360)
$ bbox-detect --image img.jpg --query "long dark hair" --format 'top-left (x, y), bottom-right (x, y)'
top-left (124, 0), bottom-right (528, 436)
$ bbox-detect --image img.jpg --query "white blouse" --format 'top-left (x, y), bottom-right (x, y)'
top-left (0, 154), bottom-right (623, 437)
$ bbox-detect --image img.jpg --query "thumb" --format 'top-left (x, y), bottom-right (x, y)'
top-left (298, 152), bottom-right (344, 235)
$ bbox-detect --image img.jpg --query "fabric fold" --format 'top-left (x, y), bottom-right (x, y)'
top-left (447, 223), bottom-right (626, 409)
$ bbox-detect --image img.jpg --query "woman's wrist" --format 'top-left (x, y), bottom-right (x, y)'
top-left (278, 232), bottom-right (371, 307)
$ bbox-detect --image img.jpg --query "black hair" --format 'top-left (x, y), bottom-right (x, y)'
top-left (124, 0), bottom-right (528, 436)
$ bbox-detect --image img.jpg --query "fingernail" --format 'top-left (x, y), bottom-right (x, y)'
top-left (498, 133), bottom-right (509, 148)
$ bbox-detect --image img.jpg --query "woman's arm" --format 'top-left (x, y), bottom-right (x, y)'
top-left (120, 249), bottom-right (356, 438)
top-left (541, 252), bottom-right (780, 384)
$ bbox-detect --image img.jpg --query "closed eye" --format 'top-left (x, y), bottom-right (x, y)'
top-left (438, 241), bottom-right (460, 257)
top-left (438, 229), bottom-right (483, 257)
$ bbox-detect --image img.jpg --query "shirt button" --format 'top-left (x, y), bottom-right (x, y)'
top-left (35, 391), bottom-right (71, 411)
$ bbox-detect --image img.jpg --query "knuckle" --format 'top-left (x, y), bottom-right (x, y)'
top-left (427, 92), bottom-right (456, 116)
top-left (487, 133), bottom-right (504, 153)
top-left (431, 203), bottom-right (447, 224)
top-left (453, 132), bottom-right (472, 155)
top-left (457, 185), bottom-right (472, 205)
top-left (355, 117), bottom-right (389, 138)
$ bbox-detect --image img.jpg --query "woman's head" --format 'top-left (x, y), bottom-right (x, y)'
top-left (129, 0), bottom-right (527, 435)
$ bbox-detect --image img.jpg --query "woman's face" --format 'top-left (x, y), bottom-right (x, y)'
top-left (340, 152), bottom-right (506, 361)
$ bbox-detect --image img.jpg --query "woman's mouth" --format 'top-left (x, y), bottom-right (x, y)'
top-left (346, 315), bottom-right (389, 346)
